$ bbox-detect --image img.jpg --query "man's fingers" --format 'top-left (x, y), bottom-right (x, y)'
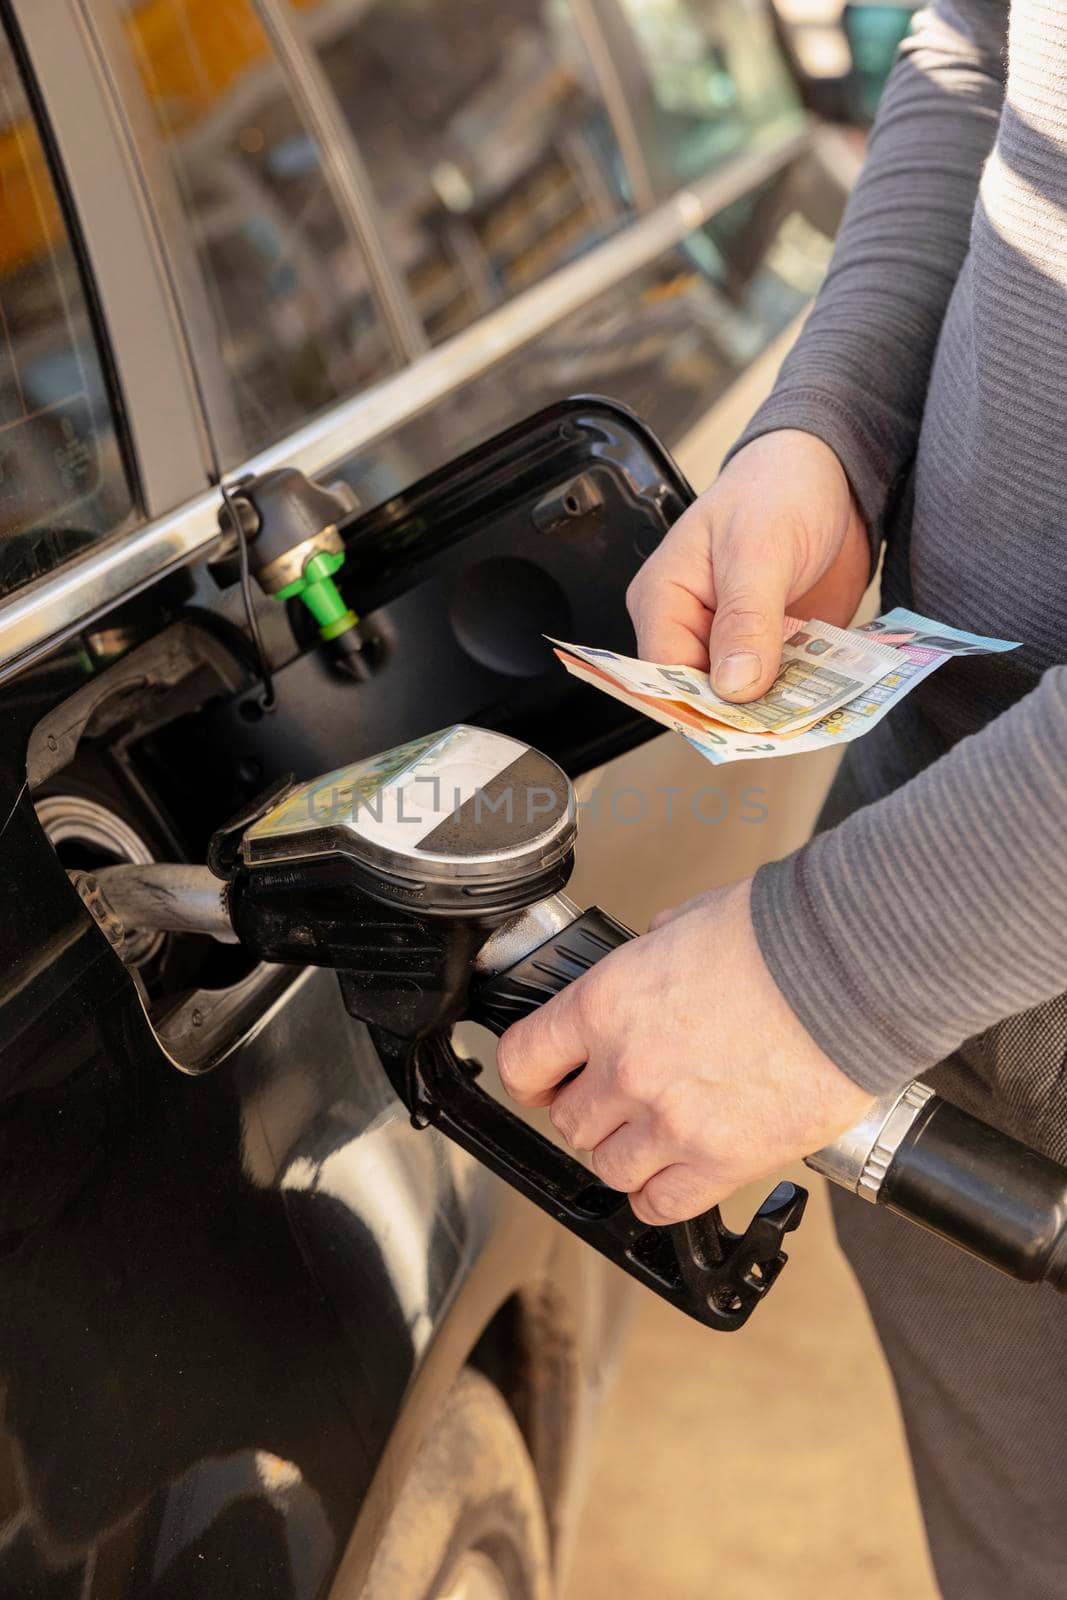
top-left (627, 504), bottom-right (717, 667)
top-left (497, 984), bottom-right (588, 1108)
top-left (707, 535), bottom-right (793, 702)
top-left (548, 1067), bottom-right (630, 1152)
top-left (630, 1163), bottom-right (726, 1226)
top-left (589, 1121), bottom-right (664, 1194)
top-left (627, 574), bottom-right (711, 668)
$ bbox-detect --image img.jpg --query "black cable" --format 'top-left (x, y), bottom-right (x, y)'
top-left (217, 478), bottom-right (276, 713)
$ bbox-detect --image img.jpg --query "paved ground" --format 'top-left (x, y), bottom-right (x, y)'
top-left (563, 1175), bottom-right (938, 1600)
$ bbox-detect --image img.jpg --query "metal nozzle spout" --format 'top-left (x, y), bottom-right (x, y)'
top-left (73, 863), bottom-right (238, 947)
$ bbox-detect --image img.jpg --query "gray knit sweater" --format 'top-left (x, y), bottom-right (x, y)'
top-left (740, 0), bottom-right (1067, 1157)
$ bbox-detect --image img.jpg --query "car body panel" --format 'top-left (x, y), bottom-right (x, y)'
top-left (0, 693), bottom-right (616, 1594)
top-left (0, 3), bottom-right (848, 1595)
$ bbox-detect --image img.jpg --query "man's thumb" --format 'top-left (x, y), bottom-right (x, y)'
top-left (707, 546), bottom-right (791, 702)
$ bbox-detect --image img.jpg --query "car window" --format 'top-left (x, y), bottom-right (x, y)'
top-left (121, 0), bottom-right (399, 462)
top-left (617, 0), bottom-right (803, 189)
top-left (0, 29), bottom-right (136, 602)
top-left (291, 0), bottom-right (633, 346)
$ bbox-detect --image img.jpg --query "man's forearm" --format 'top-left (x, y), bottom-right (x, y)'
top-left (751, 664), bottom-right (1067, 1096)
top-left (729, 0), bottom-right (1007, 549)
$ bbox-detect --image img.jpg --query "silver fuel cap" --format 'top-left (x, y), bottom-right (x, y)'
top-left (240, 726), bottom-right (576, 910)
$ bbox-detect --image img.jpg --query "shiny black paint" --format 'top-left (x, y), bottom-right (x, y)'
top-left (0, 30), bottom-right (849, 1593)
top-left (0, 656), bottom-right (583, 1599)
top-left (0, 395), bottom-right (699, 1600)
top-left (1, 679), bottom-right (358, 1593)
top-left (0, 159), bottom-right (849, 1582)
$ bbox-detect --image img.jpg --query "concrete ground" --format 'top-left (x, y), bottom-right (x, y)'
top-left (563, 1177), bottom-right (938, 1600)
top-left (561, 331), bottom-right (939, 1599)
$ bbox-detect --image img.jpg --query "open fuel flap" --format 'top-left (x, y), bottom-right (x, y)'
top-left (149, 396), bottom-right (697, 828)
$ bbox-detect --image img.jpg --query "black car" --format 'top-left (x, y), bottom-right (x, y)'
top-left (0, 3), bottom-right (847, 1595)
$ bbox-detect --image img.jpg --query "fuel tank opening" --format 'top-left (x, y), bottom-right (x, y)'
top-left (36, 792), bottom-right (165, 969)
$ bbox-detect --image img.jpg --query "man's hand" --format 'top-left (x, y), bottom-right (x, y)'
top-left (626, 430), bottom-right (870, 701)
top-left (497, 880), bottom-right (874, 1225)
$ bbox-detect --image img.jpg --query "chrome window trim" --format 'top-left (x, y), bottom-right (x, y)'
top-left (74, 0), bottom-right (247, 472)
top-left (0, 126), bottom-right (810, 684)
top-left (6, 0), bottom-right (213, 518)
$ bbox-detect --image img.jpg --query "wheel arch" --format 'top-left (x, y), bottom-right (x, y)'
top-left (325, 1212), bottom-right (594, 1599)
top-left (466, 1276), bottom-right (586, 1553)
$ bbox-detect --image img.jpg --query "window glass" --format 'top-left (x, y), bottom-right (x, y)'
top-left (123, 0), bottom-right (398, 460)
top-left (292, 0), bottom-right (632, 345)
top-left (0, 33), bottom-right (135, 601)
top-left (617, 0), bottom-right (803, 188)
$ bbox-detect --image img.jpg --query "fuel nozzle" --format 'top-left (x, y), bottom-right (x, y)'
top-left (206, 726), bottom-right (805, 1331)
top-left (225, 726), bottom-right (577, 1040)
top-left (84, 725), bottom-right (1067, 1328)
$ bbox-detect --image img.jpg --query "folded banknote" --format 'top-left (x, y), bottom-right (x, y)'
top-left (552, 608), bottom-right (1020, 767)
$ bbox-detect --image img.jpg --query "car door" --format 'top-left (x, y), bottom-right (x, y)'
top-left (0, 12), bottom-right (673, 1598)
top-left (0, 3), bottom-right (849, 1595)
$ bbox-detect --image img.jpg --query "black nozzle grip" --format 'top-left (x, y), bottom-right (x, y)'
top-left (473, 906), bottom-right (633, 1035)
top-left (460, 905), bottom-right (806, 1331)
top-left (880, 1097), bottom-right (1067, 1290)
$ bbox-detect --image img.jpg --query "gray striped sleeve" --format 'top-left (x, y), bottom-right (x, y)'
top-left (725, 0), bottom-right (1006, 549)
top-left (751, 666), bottom-right (1067, 1095)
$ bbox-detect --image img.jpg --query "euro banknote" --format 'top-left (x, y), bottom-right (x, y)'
top-left (551, 617), bottom-right (902, 736)
top-left (552, 608), bottom-right (1021, 767)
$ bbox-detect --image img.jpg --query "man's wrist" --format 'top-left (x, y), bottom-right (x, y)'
top-left (724, 395), bottom-right (883, 565)
top-left (749, 852), bottom-right (919, 1099)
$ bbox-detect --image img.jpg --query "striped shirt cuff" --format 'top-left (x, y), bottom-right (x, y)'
top-left (750, 666), bottom-right (1067, 1096)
